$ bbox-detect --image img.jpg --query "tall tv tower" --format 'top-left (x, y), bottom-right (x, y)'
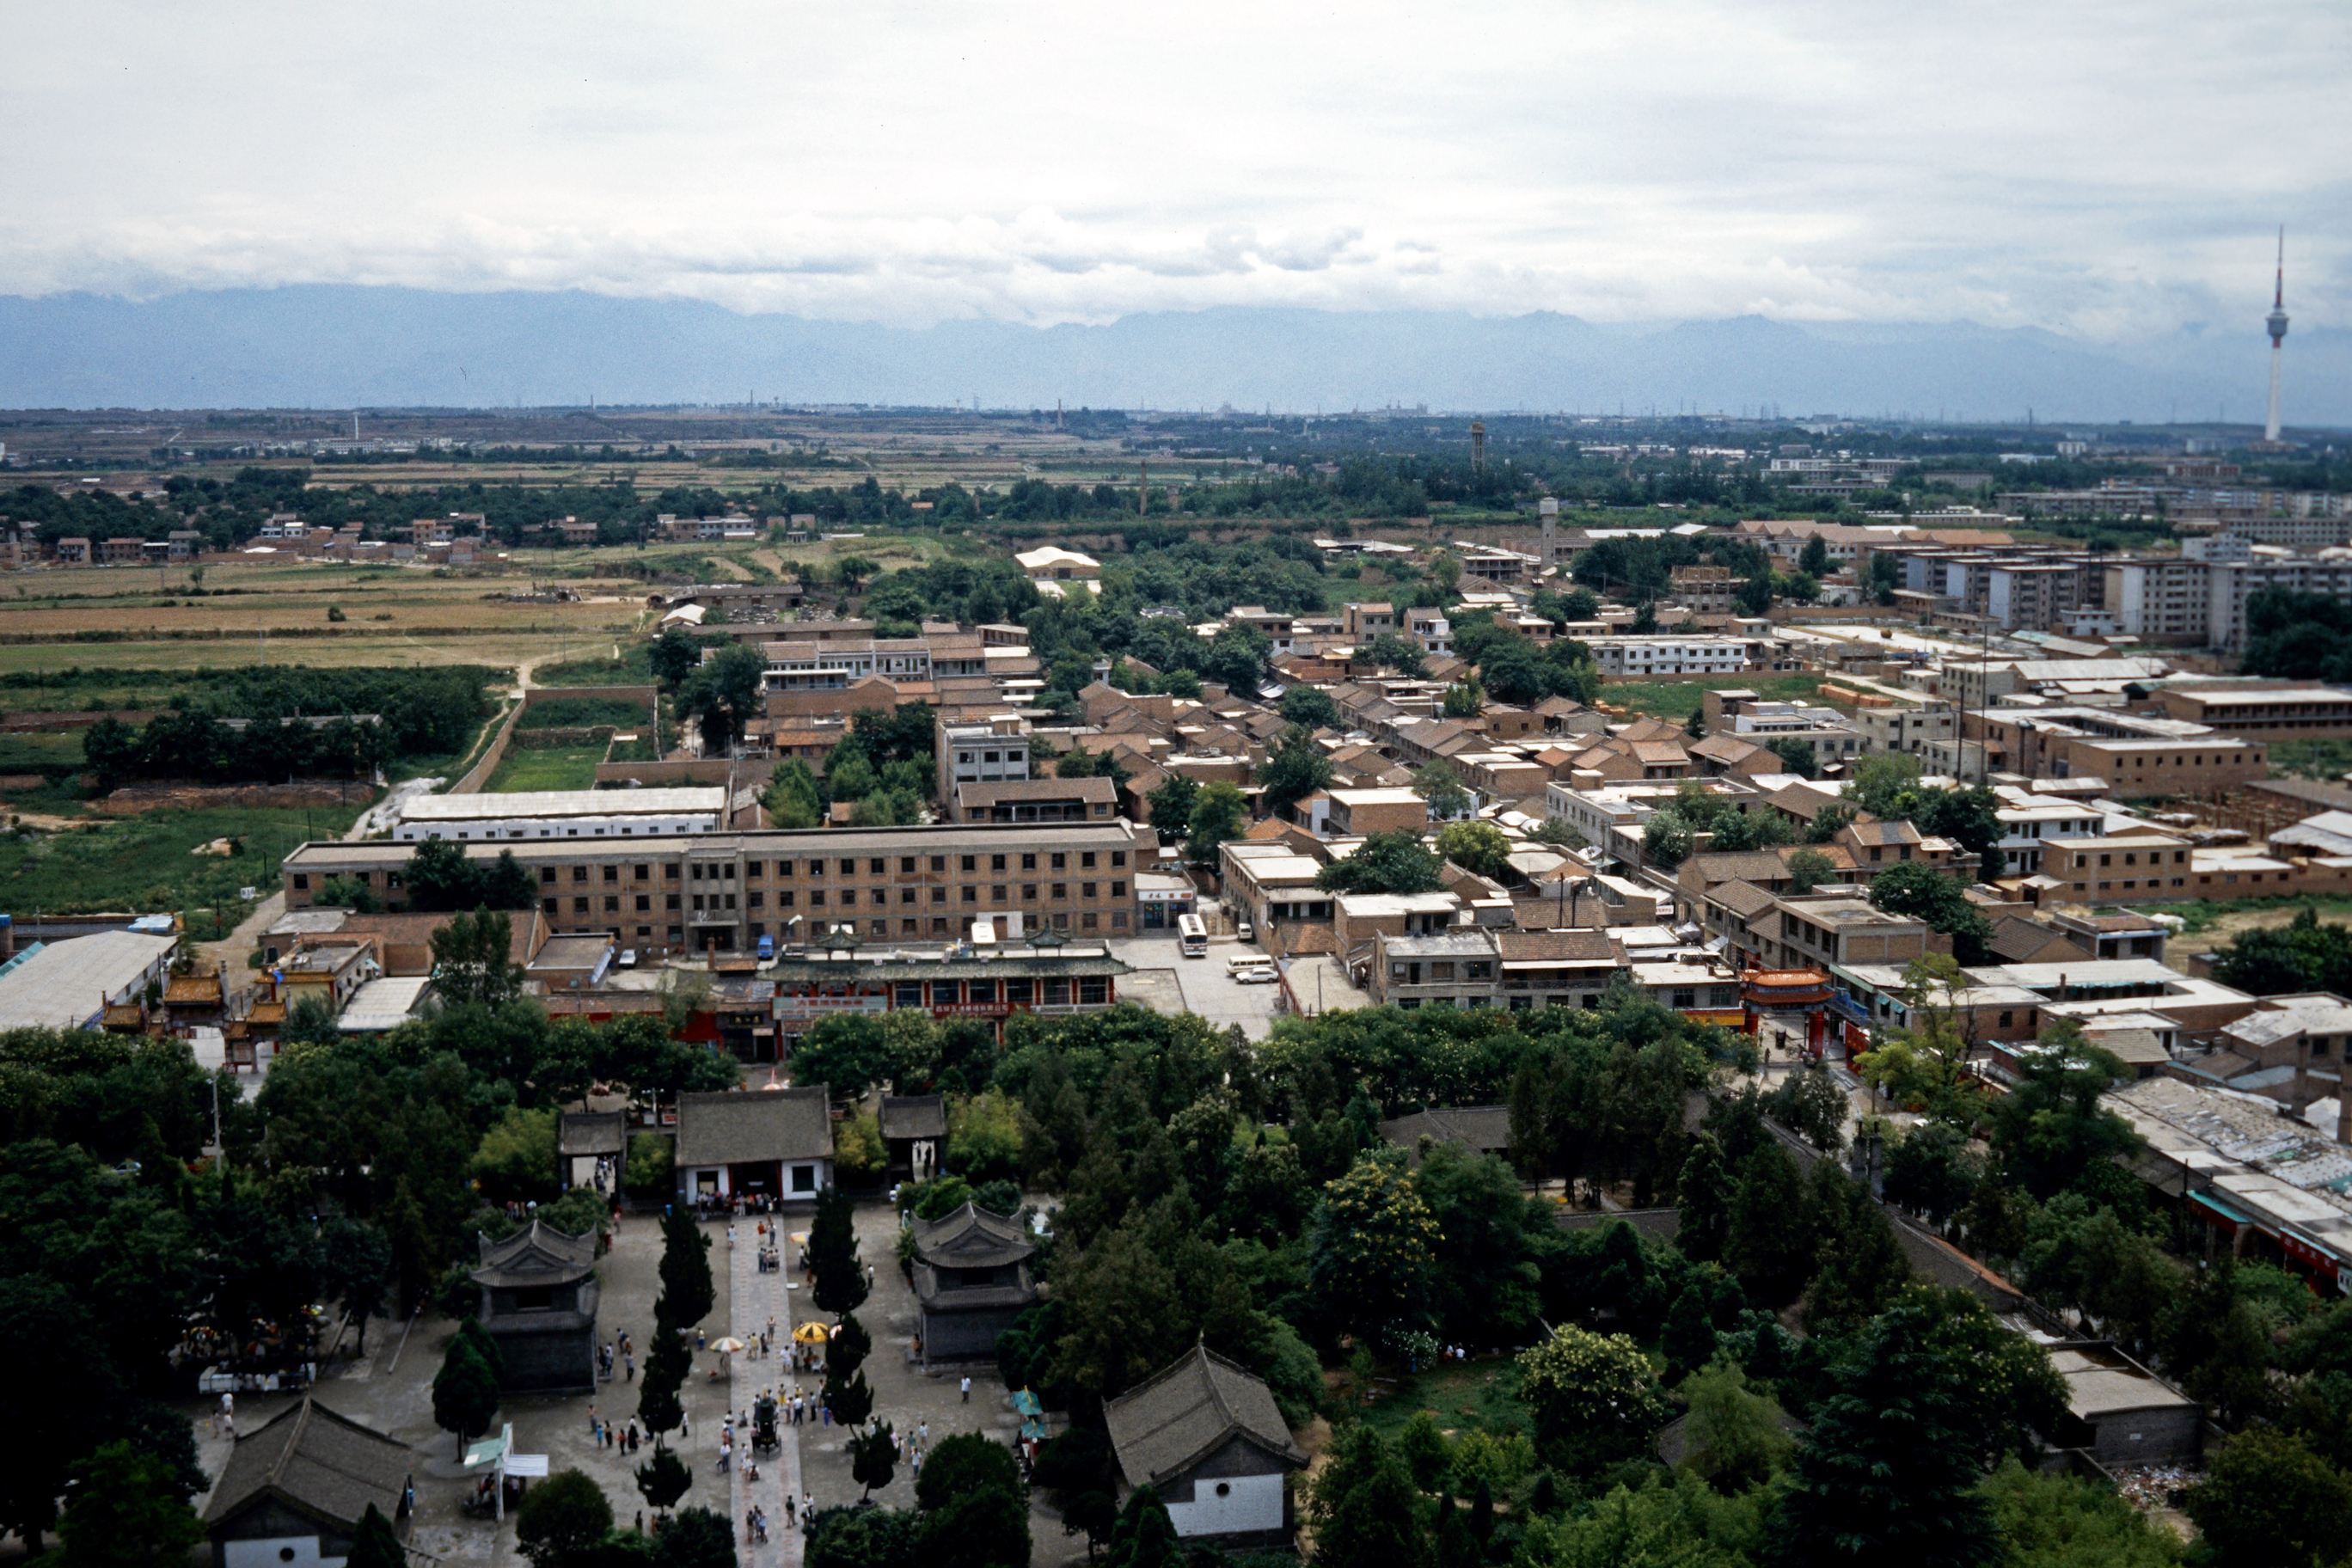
top-left (2264, 226), bottom-right (2289, 444)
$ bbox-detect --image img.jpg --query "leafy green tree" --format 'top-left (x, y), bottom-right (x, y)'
top-left (1784, 847), bottom-right (1836, 893)
top-left (1259, 726), bottom-right (1335, 815)
top-left (658, 1508), bottom-right (739, 1568)
top-left (1442, 678), bottom-right (1485, 719)
top-left (913, 1434), bottom-right (1029, 1568)
top-left (517, 1468), bottom-right (615, 1568)
top-left (1310, 1149), bottom-right (1442, 1336)
top-left (1985, 1019), bottom-right (2136, 1199)
top-left (54, 1442), bottom-right (206, 1568)
top-left (1363, 632), bottom-right (1429, 677)
top-left (1144, 773), bottom-right (1198, 841)
top-left (1412, 1142), bottom-right (1556, 1347)
top-left (1764, 1294), bottom-right (2006, 1568)
top-left (765, 757), bottom-right (828, 829)
top-left (1435, 819), bottom-right (1512, 879)
top-left (1724, 1141), bottom-right (1810, 1306)
top-left (649, 628), bottom-right (704, 689)
top-left (2185, 1427), bottom-right (2352, 1568)
top-left (1280, 685), bottom-right (1340, 731)
top-left (1307, 1429), bottom-right (1427, 1568)
top-left (431, 907), bottom-right (526, 1008)
top-left (1315, 831), bottom-right (1442, 896)
top-left (638, 1327), bottom-right (688, 1437)
top-left (2211, 904), bottom-right (2352, 996)
top-left (1032, 1427), bottom-right (1119, 1558)
top-left (1883, 1119), bottom-right (1982, 1228)
top-left (1867, 861), bottom-right (1994, 962)
top-left (1981, 1460), bottom-right (2184, 1568)
top-left (1798, 535), bottom-right (1832, 577)
top-left (1675, 1132), bottom-right (1734, 1263)
top-left (432, 1330), bottom-right (500, 1456)
top-left (1801, 1159), bottom-right (1914, 1334)
top-left (794, 1013), bottom-right (897, 1099)
top-left (1675, 1360), bottom-right (1796, 1491)
top-left (676, 642), bottom-right (765, 752)
top-left (1516, 1323), bottom-right (1665, 1472)
top-left (471, 1106), bottom-right (560, 1204)
top-left (1184, 781), bottom-right (1250, 864)
top-left (1412, 762), bottom-right (1472, 819)
top-left (808, 1506), bottom-right (922, 1568)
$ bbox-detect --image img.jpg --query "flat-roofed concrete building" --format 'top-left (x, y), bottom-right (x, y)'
top-left (2153, 684), bottom-right (2352, 739)
top-left (395, 787), bottom-right (726, 842)
top-left (280, 820), bottom-right (1141, 959)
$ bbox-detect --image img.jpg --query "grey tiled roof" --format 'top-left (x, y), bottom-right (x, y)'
top-left (675, 1086), bottom-right (833, 1167)
top-left (911, 1201), bottom-right (1035, 1270)
top-left (1380, 1106), bottom-right (1514, 1162)
top-left (558, 1111), bottom-right (628, 1157)
top-left (1104, 1346), bottom-right (1306, 1489)
top-left (879, 1094), bottom-right (948, 1141)
top-left (203, 1398), bottom-right (412, 1532)
top-left (473, 1219), bottom-right (597, 1288)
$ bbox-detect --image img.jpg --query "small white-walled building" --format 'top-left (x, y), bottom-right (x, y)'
top-left (202, 1398), bottom-right (413, 1568)
top-left (1103, 1345), bottom-right (1307, 1547)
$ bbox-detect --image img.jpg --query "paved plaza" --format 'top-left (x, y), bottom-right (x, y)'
top-left (170, 1195), bottom-right (1084, 1565)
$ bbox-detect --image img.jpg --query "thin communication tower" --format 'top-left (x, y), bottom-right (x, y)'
top-left (2265, 226), bottom-right (2291, 444)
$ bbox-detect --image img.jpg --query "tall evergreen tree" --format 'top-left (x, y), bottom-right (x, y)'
top-left (655, 1207), bottom-right (715, 1328)
top-left (1765, 1295), bottom-right (2004, 1568)
top-left (811, 1185), bottom-right (870, 1315)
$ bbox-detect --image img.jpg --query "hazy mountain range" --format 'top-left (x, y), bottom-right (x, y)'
top-left (1, 286), bottom-right (2343, 429)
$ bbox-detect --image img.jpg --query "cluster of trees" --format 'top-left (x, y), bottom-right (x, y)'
top-left (961, 983), bottom-right (2219, 1568)
top-left (761, 703), bottom-right (938, 829)
top-left (2240, 590), bottom-right (2352, 683)
top-left (79, 665), bottom-right (495, 787)
top-left (2212, 905), bottom-right (2352, 997)
top-left (319, 838), bottom-right (538, 914)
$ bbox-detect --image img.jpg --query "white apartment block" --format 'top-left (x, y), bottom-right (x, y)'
top-left (1583, 636), bottom-right (1751, 678)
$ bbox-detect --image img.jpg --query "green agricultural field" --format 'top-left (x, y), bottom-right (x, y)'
top-left (483, 743), bottom-right (606, 793)
top-left (0, 801), bottom-right (364, 916)
top-left (515, 696), bottom-right (653, 731)
top-left (1603, 673), bottom-right (1825, 723)
top-left (0, 731), bottom-right (88, 775)
top-left (536, 645), bottom-right (656, 686)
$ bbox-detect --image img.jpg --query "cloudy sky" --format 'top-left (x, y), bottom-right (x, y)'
top-left (3, 0), bottom-right (2344, 340)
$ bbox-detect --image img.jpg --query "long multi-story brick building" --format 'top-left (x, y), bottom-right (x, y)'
top-left (279, 821), bottom-right (1143, 959)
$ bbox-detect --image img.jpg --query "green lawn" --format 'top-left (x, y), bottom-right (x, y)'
top-left (1357, 1357), bottom-right (1533, 1444)
top-left (484, 743), bottom-right (607, 793)
top-left (1604, 672), bottom-right (1825, 723)
top-left (0, 802), bottom-right (364, 916)
top-left (2269, 738), bottom-right (2352, 782)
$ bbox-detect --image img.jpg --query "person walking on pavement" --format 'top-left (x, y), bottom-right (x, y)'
top-left (960, 1375), bottom-right (971, 1403)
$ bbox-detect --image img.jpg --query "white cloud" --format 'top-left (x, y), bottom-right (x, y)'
top-left (0, 0), bottom-right (2343, 339)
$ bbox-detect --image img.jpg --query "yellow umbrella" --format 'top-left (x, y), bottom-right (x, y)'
top-left (787, 1232), bottom-right (810, 1246)
top-left (791, 1321), bottom-right (830, 1344)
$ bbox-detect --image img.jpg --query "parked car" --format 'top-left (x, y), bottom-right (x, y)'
top-left (1234, 965), bottom-right (1278, 984)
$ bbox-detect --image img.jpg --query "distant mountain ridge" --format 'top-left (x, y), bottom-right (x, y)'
top-left (0, 286), bottom-right (2343, 426)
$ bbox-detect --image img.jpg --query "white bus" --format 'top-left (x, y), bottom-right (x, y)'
top-left (1177, 913), bottom-right (1208, 958)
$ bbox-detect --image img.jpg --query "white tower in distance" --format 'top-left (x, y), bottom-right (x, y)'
top-left (2264, 226), bottom-right (2290, 444)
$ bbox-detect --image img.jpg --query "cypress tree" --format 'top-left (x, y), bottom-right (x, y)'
top-left (1765, 1295), bottom-right (2002, 1568)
